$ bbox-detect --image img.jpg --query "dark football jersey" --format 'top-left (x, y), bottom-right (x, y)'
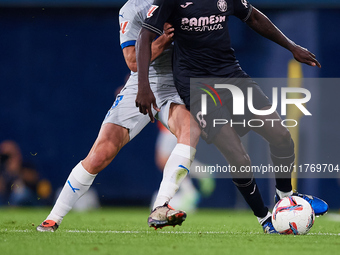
top-left (143, 0), bottom-right (251, 73)
top-left (142, 0), bottom-right (252, 100)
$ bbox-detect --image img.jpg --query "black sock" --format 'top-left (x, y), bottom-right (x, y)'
top-left (233, 178), bottom-right (268, 218)
top-left (270, 139), bottom-right (295, 192)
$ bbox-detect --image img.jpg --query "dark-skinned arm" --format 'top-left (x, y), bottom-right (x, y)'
top-left (246, 7), bottom-right (321, 68)
top-left (135, 27), bottom-right (159, 122)
top-left (124, 23), bottom-right (174, 72)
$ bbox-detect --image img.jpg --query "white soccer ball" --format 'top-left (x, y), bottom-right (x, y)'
top-left (272, 195), bottom-right (315, 235)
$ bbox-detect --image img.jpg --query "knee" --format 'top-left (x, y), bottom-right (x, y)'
top-left (221, 146), bottom-right (251, 168)
top-left (271, 128), bottom-right (292, 149)
top-left (232, 152), bottom-right (251, 168)
top-left (84, 140), bottom-right (120, 174)
top-left (170, 113), bottom-right (201, 148)
top-left (229, 153), bottom-right (253, 180)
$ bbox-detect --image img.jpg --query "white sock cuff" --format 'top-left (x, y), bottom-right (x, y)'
top-left (72, 161), bottom-right (97, 186)
top-left (257, 211), bottom-right (272, 225)
top-left (171, 144), bottom-right (196, 161)
top-left (276, 188), bottom-right (293, 199)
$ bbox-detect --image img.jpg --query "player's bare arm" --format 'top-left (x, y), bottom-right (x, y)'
top-left (135, 27), bottom-right (159, 122)
top-left (246, 7), bottom-right (321, 68)
top-left (123, 23), bottom-right (174, 72)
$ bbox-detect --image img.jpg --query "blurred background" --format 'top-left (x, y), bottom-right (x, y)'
top-left (0, 0), bottom-right (339, 210)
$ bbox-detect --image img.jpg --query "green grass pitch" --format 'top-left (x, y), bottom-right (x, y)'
top-left (0, 207), bottom-right (339, 255)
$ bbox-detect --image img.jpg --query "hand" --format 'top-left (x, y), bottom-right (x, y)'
top-left (291, 44), bottom-right (321, 68)
top-left (163, 22), bottom-right (174, 41)
top-left (135, 84), bottom-right (160, 123)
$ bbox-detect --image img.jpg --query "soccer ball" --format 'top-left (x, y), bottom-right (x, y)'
top-left (272, 196), bottom-right (315, 235)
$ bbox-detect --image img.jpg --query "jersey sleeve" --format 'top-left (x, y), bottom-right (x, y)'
top-left (233, 0), bottom-right (253, 22)
top-left (142, 0), bottom-right (176, 36)
top-left (119, 3), bottom-right (144, 49)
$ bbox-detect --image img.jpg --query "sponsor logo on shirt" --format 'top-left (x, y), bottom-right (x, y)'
top-left (181, 15), bottom-right (226, 32)
top-left (120, 21), bottom-right (129, 34)
top-left (147, 5), bottom-right (159, 18)
top-left (180, 2), bottom-right (194, 8)
top-left (217, 0), bottom-right (228, 12)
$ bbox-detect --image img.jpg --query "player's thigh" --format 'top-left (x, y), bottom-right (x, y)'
top-left (167, 103), bottom-right (200, 148)
top-left (213, 124), bottom-right (251, 166)
top-left (213, 124), bottom-right (252, 179)
top-left (103, 84), bottom-right (152, 141)
top-left (155, 84), bottom-right (200, 148)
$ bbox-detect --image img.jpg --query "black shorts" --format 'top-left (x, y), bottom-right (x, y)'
top-left (184, 74), bottom-right (271, 144)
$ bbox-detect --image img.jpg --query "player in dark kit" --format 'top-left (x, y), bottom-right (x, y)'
top-left (136, 0), bottom-right (328, 233)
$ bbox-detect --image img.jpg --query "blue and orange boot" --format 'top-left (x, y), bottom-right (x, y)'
top-left (274, 192), bottom-right (328, 216)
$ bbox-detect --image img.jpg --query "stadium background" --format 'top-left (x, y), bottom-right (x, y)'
top-left (0, 0), bottom-right (339, 209)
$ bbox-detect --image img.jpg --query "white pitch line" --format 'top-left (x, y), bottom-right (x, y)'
top-left (309, 232), bottom-right (340, 236)
top-left (326, 213), bottom-right (340, 222)
top-left (64, 230), bottom-right (254, 235)
top-left (1, 229), bottom-right (340, 236)
top-left (1, 229), bottom-right (33, 233)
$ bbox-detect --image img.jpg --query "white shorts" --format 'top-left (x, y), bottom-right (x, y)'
top-left (103, 74), bottom-right (184, 140)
